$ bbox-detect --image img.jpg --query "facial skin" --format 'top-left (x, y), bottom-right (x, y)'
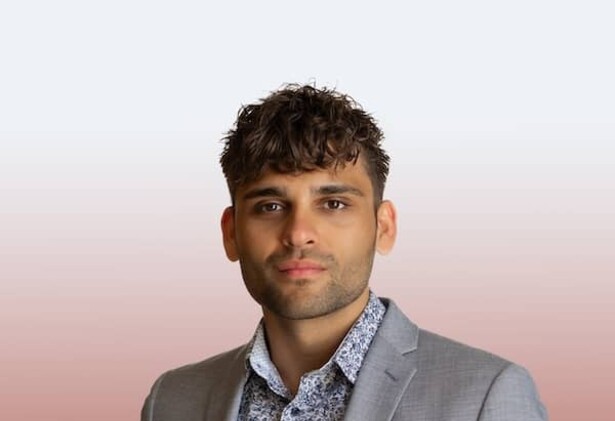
top-left (221, 158), bottom-right (396, 321)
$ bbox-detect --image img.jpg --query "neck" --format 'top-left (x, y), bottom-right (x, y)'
top-left (262, 288), bottom-right (370, 395)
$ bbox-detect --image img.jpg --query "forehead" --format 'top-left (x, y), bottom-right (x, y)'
top-left (236, 160), bottom-right (374, 198)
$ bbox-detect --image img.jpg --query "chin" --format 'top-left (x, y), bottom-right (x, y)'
top-left (262, 282), bottom-right (367, 321)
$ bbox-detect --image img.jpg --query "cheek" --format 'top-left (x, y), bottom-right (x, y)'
top-left (330, 218), bottom-right (377, 254)
top-left (236, 223), bottom-right (279, 257)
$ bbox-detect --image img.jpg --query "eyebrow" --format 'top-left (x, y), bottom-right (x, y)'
top-left (242, 184), bottom-right (365, 201)
top-left (242, 187), bottom-right (287, 201)
top-left (315, 184), bottom-right (365, 197)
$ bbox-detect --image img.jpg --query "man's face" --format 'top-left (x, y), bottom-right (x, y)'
top-left (221, 159), bottom-right (396, 320)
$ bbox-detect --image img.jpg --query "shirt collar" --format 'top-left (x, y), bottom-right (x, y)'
top-left (244, 291), bottom-right (386, 388)
top-left (333, 291), bottom-right (385, 383)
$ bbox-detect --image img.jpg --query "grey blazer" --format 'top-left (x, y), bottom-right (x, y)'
top-left (142, 299), bottom-right (548, 420)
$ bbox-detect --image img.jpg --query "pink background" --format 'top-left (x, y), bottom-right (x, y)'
top-left (1, 2), bottom-right (614, 420)
top-left (1, 131), bottom-right (613, 420)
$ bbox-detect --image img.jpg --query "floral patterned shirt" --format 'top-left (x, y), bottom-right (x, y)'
top-left (237, 292), bottom-right (386, 421)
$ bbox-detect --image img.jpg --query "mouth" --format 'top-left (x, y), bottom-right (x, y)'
top-left (276, 260), bottom-right (326, 278)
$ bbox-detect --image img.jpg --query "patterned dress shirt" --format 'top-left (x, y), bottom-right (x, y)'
top-left (237, 292), bottom-right (386, 421)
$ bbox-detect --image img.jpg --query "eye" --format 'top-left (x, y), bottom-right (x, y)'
top-left (323, 199), bottom-right (347, 210)
top-left (257, 202), bottom-right (284, 213)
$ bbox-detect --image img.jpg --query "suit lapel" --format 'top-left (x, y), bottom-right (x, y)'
top-left (344, 299), bottom-right (419, 421)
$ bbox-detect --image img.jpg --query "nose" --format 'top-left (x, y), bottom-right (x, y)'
top-left (281, 207), bottom-right (317, 249)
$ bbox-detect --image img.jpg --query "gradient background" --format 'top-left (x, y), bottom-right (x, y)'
top-left (1, 1), bottom-right (614, 420)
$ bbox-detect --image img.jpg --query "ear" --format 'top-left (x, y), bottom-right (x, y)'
top-left (221, 206), bottom-right (239, 261)
top-left (375, 200), bottom-right (397, 255)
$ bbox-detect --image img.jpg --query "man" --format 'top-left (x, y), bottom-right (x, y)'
top-left (142, 85), bottom-right (548, 420)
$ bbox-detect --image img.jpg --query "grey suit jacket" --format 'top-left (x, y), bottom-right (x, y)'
top-left (142, 299), bottom-right (548, 420)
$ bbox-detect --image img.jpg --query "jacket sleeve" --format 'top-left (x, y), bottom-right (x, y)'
top-left (478, 363), bottom-right (548, 421)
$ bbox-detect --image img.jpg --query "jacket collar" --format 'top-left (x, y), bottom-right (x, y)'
top-left (344, 298), bottom-right (419, 421)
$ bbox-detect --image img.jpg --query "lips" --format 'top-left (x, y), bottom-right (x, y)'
top-left (277, 260), bottom-right (326, 277)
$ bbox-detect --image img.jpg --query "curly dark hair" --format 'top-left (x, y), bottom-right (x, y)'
top-left (220, 84), bottom-right (390, 204)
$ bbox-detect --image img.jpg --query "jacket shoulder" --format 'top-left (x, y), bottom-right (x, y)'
top-left (376, 299), bottom-right (547, 419)
top-left (163, 344), bottom-right (248, 381)
top-left (416, 328), bottom-right (511, 374)
top-left (412, 330), bottom-right (547, 419)
top-left (141, 345), bottom-right (248, 421)
top-left (379, 298), bottom-right (511, 376)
